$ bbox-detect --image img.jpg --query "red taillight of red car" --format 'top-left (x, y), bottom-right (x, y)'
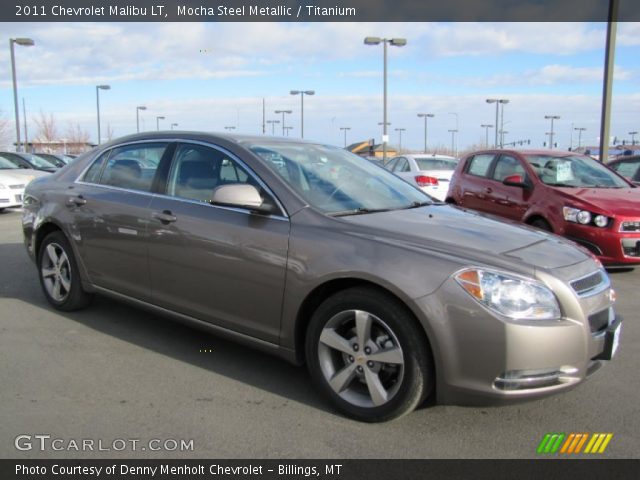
top-left (415, 175), bottom-right (439, 187)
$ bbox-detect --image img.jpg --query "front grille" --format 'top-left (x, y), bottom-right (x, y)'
top-left (620, 221), bottom-right (640, 232)
top-left (9, 184), bottom-right (25, 190)
top-left (588, 309), bottom-right (610, 334)
top-left (570, 270), bottom-right (608, 297)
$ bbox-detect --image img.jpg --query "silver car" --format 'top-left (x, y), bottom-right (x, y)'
top-left (22, 132), bottom-right (621, 422)
top-left (385, 154), bottom-right (458, 201)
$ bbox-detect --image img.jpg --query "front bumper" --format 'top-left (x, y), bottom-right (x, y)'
top-left (413, 268), bottom-right (619, 406)
top-left (560, 220), bottom-right (640, 266)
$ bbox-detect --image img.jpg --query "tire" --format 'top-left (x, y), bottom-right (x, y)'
top-left (530, 218), bottom-right (552, 232)
top-left (305, 287), bottom-right (434, 422)
top-left (37, 231), bottom-right (92, 311)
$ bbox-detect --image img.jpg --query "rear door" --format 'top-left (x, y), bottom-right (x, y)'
top-left (485, 154), bottom-right (531, 220)
top-left (146, 142), bottom-right (290, 343)
top-left (457, 153), bottom-right (496, 211)
top-left (69, 141), bottom-right (172, 301)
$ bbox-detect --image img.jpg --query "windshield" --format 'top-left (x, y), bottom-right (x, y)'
top-left (415, 157), bottom-right (458, 171)
top-left (245, 141), bottom-right (433, 215)
top-left (525, 154), bottom-right (630, 188)
top-left (0, 156), bottom-right (21, 169)
top-left (22, 153), bottom-right (57, 169)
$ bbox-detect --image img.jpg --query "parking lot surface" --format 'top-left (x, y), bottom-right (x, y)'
top-left (1, 208), bottom-right (638, 458)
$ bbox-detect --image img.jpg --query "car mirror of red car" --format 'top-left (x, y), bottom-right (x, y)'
top-left (502, 174), bottom-right (529, 189)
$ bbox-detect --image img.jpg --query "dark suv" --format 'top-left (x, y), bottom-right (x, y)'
top-left (446, 149), bottom-right (640, 266)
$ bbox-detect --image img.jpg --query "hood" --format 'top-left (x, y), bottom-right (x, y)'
top-left (341, 204), bottom-right (590, 270)
top-left (0, 169), bottom-right (50, 184)
top-left (556, 186), bottom-right (640, 216)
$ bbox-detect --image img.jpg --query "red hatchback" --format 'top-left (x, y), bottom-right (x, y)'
top-left (446, 149), bottom-right (640, 266)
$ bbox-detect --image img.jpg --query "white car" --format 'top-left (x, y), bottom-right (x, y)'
top-left (0, 157), bottom-right (50, 212)
top-left (385, 154), bottom-right (458, 201)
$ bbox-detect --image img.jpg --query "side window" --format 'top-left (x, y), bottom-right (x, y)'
top-left (99, 143), bottom-right (168, 192)
top-left (492, 155), bottom-right (526, 182)
top-left (82, 152), bottom-right (109, 184)
top-left (466, 154), bottom-right (495, 177)
top-left (167, 144), bottom-right (255, 203)
top-left (393, 158), bottom-right (409, 173)
top-left (385, 158), bottom-right (398, 171)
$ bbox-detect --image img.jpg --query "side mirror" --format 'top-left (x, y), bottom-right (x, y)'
top-left (210, 184), bottom-right (275, 214)
top-left (503, 174), bottom-right (528, 188)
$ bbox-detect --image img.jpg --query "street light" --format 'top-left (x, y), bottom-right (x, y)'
top-left (136, 106), bottom-right (146, 133)
top-left (448, 129), bottom-right (458, 155)
top-left (486, 98), bottom-right (509, 148)
top-left (171, 123), bottom-right (178, 130)
top-left (224, 126), bottom-right (236, 131)
top-left (395, 128), bottom-right (406, 153)
top-left (340, 127), bottom-right (351, 148)
top-left (156, 116), bottom-right (165, 131)
top-left (283, 126), bottom-right (293, 136)
top-left (449, 112), bottom-right (459, 156)
top-left (629, 131), bottom-right (638, 145)
top-left (365, 36), bottom-right (407, 163)
top-left (275, 109), bottom-right (292, 136)
top-left (95, 85), bottom-right (110, 145)
top-left (290, 91), bottom-right (314, 138)
top-left (267, 119), bottom-right (280, 135)
top-left (10, 37), bottom-right (35, 152)
top-left (417, 113), bottom-right (434, 153)
top-left (481, 124), bottom-right (493, 148)
top-left (545, 115), bottom-right (561, 149)
top-left (574, 127), bottom-right (587, 149)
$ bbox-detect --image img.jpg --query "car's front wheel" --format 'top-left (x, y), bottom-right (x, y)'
top-left (306, 287), bottom-right (434, 422)
top-left (37, 231), bottom-right (92, 311)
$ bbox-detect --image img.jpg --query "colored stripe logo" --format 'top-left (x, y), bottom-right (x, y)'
top-left (537, 433), bottom-right (613, 454)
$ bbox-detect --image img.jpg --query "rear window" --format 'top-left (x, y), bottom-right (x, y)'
top-left (466, 154), bottom-right (495, 177)
top-left (415, 158), bottom-right (458, 171)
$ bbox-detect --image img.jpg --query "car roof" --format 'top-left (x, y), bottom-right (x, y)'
top-left (463, 149), bottom-right (583, 158)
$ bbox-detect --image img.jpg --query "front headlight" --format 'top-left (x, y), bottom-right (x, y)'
top-left (454, 268), bottom-right (561, 320)
top-left (563, 206), bottom-right (609, 228)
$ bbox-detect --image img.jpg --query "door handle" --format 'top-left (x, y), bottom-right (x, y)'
top-left (152, 210), bottom-right (177, 224)
top-left (66, 195), bottom-right (87, 207)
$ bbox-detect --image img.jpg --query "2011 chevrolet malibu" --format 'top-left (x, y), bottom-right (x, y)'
top-left (22, 132), bottom-right (621, 422)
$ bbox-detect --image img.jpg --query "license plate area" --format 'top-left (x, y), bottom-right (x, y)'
top-left (595, 317), bottom-right (622, 361)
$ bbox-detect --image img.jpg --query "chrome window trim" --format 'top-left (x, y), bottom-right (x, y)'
top-left (74, 138), bottom-right (289, 221)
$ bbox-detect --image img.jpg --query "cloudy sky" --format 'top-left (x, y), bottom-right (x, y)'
top-left (1, 21), bottom-right (638, 151)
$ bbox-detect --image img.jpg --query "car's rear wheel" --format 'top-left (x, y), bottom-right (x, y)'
top-left (38, 231), bottom-right (92, 311)
top-left (306, 287), bottom-right (433, 422)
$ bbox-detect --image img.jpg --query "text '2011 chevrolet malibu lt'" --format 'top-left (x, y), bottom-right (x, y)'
top-left (22, 132), bottom-right (621, 422)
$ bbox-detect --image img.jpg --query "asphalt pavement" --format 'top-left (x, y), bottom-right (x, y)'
top-left (0, 208), bottom-right (638, 459)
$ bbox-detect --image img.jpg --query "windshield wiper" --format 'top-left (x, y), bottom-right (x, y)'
top-left (328, 207), bottom-right (393, 217)
top-left (402, 201), bottom-right (433, 209)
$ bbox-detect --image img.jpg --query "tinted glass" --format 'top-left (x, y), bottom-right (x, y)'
top-left (415, 158), bottom-right (458, 171)
top-left (21, 154), bottom-right (57, 169)
top-left (82, 152), bottom-right (109, 184)
top-left (466, 154), bottom-right (495, 177)
top-left (0, 153), bottom-right (30, 169)
top-left (245, 141), bottom-right (432, 215)
top-left (99, 143), bottom-right (167, 192)
top-left (525, 154), bottom-right (629, 188)
top-left (0, 155), bottom-right (21, 169)
top-left (167, 144), bottom-right (255, 203)
top-left (492, 155), bottom-right (526, 182)
top-left (385, 158), bottom-right (399, 171)
top-left (610, 160), bottom-right (640, 179)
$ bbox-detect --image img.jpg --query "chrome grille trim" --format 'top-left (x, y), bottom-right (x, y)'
top-left (620, 220), bottom-right (640, 232)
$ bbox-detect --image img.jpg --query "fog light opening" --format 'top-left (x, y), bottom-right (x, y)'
top-left (494, 367), bottom-right (578, 391)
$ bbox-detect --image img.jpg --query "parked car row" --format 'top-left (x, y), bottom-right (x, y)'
top-left (22, 132), bottom-right (621, 422)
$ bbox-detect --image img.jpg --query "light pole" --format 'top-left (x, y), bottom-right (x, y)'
top-left (224, 126), bottom-right (236, 132)
top-left (156, 116), bottom-right (165, 131)
top-left (449, 112), bottom-right (459, 156)
top-left (275, 109), bottom-right (292, 136)
top-left (395, 128), bottom-right (406, 153)
top-left (267, 120), bottom-right (280, 135)
top-left (10, 37), bottom-right (35, 152)
top-left (545, 115), bottom-right (560, 149)
top-left (95, 85), bottom-right (110, 145)
top-left (171, 123), bottom-right (178, 130)
top-left (486, 98), bottom-right (508, 148)
top-left (136, 106), bottom-right (146, 133)
top-left (364, 36), bottom-right (407, 163)
top-left (283, 126), bottom-right (293, 136)
top-left (575, 127), bottom-right (587, 149)
top-left (629, 131), bottom-right (638, 146)
top-left (290, 91), bottom-right (314, 138)
top-left (448, 129), bottom-right (458, 155)
top-left (417, 113), bottom-right (434, 153)
top-left (481, 124), bottom-right (493, 148)
top-left (499, 100), bottom-right (509, 147)
top-left (340, 127), bottom-right (351, 147)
